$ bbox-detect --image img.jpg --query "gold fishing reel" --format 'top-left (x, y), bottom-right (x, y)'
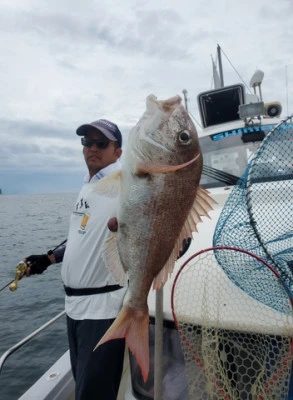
top-left (9, 261), bottom-right (27, 291)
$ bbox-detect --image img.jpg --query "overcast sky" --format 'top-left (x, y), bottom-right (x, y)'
top-left (0, 0), bottom-right (292, 194)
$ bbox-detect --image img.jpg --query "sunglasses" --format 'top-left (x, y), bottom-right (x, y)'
top-left (81, 137), bottom-right (111, 149)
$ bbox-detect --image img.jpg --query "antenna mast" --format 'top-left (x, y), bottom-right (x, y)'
top-left (182, 89), bottom-right (189, 113)
top-left (285, 65), bottom-right (289, 115)
top-left (217, 44), bottom-right (224, 87)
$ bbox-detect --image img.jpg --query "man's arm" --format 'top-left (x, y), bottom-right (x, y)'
top-left (25, 244), bottom-right (66, 276)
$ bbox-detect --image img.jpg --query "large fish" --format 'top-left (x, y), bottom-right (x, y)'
top-left (93, 94), bottom-right (215, 381)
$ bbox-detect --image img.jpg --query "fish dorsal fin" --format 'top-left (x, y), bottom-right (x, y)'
top-left (102, 233), bottom-right (128, 286)
top-left (152, 187), bottom-right (216, 290)
top-left (91, 170), bottom-right (122, 197)
top-left (146, 94), bottom-right (159, 113)
top-left (145, 94), bottom-right (182, 115)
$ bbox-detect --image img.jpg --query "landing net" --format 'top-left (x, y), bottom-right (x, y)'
top-left (213, 117), bottom-right (293, 310)
top-left (171, 247), bottom-right (293, 400)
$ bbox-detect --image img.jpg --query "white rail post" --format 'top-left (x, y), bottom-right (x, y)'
top-left (154, 287), bottom-right (164, 400)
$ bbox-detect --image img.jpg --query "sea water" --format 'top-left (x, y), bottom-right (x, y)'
top-left (0, 192), bottom-right (77, 400)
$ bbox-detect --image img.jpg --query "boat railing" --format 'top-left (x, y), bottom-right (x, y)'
top-left (0, 310), bottom-right (66, 376)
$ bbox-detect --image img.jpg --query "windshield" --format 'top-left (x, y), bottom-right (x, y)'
top-left (199, 124), bottom-right (278, 188)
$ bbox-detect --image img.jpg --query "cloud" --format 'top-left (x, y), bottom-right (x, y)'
top-left (0, 0), bottom-right (292, 194)
top-left (0, 118), bottom-right (83, 173)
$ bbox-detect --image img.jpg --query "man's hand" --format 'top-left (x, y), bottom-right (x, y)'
top-left (25, 254), bottom-right (54, 276)
top-left (108, 217), bottom-right (118, 232)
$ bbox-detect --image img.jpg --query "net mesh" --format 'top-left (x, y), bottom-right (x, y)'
top-left (246, 118), bottom-right (293, 293)
top-left (213, 117), bottom-right (293, 310)
top-left (171, 247), bottom-right (293, 400)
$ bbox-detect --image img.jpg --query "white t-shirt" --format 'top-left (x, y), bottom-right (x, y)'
top-left (61, 163), bottom-right (126, 320)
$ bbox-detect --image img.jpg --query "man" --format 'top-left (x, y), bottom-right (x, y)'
top-left (24, 119), bottom-right (127, 400)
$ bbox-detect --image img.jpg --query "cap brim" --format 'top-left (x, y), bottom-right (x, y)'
top-left (76, 124), bottom-right (117, 142)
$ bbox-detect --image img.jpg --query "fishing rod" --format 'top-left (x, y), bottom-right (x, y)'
top-left (0, 239), bottom-right (67, 293)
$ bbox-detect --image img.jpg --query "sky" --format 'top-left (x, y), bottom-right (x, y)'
top-left (0, 0), bottom-right (292, 194)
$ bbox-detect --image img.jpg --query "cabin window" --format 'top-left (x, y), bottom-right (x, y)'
top-left (198, 84), bottom-right (245, 128)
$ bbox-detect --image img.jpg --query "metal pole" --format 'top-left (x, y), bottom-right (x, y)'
top-left (217, 44), bottom-right (224, 88)
top-left (286, 65), bottom-right (289, 115)
top-left (258, 84), bottom-right (263, 102)
top-left (154, 287), bottom-right (164, 400)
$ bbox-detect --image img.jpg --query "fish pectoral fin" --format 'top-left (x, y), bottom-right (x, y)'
top-left (102, 233), bottom-right (128, 286)
top-left (136, 153), bottom-right (200, 175)
top-left (152, 187), bottom-right (216, 290)
top-left (90, 170), bottom-right (122, 197)
top-left (94, 306), bottom-right (150, 383)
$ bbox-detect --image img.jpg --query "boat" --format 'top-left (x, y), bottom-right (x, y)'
top-left (1, 45), bottom-right (292, 399)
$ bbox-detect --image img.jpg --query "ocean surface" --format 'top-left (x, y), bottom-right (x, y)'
top-left (0, 192), bottom-right (78, 400)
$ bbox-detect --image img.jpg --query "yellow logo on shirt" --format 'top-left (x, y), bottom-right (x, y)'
top-left (79, 211), bottom-right (90, 233)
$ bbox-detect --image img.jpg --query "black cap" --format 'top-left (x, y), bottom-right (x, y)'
top-left (76, 119), bottom-right (122, 147)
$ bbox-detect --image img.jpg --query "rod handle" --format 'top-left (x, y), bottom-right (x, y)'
top-left (9, 262), bottom-right (27, 291)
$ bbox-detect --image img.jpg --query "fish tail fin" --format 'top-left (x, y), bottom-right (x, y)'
top-left (94, 306), bottom-right (150, 382)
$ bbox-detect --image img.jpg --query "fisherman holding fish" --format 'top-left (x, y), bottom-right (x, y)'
top-left (17, 93), bottom-right (214, 397)
top-left (22, 119), bottom-right (127, 400)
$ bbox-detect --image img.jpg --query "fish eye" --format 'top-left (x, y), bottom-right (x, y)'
top-left (178, 130), bottom-right (192, 145)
